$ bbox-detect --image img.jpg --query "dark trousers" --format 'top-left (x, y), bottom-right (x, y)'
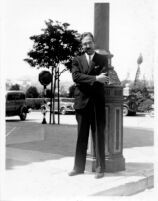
top-left (74, 99), bottom-right (105, 173)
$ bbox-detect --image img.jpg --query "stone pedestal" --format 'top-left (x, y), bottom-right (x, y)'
top-left (104, 86), bottom-right (125, 172)
top-left (87, 86), bottom-right (125, 172)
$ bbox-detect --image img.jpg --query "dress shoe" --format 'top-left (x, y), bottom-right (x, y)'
top-left (68, 170), bottom-right (84, 176)
top-left (95, 172), bottom-right (104, 179)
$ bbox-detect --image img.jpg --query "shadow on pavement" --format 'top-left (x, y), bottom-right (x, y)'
top-left (123, 127), bottom-right (153, 148)
top-left (6, 158), bottom-right (30, 170)
top-left (6, 119), bottom-right (22, 122)
top-left (6, 119), bottom-right (38, 122)
top-left (125, 113), bottom-right (146, 118)
top-left (6, 123), bottom-right (154, 169)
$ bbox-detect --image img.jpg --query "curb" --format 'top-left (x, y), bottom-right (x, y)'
top-left (93, 172), bottom-right (154, 196)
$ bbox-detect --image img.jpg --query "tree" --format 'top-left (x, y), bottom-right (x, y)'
top-left (26, 86), bottom-right (39, 98)
top-left (134, 53), bottom-right (143, 86)
top-left (9, 84), bottom-right (20, 91)
top-left (24, 20), bottom-right (81, 124)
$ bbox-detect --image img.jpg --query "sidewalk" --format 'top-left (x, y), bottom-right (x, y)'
top-left (4, 120), bottom-right (154, 201)
top-left (5, 146), bottom-right (154, 198)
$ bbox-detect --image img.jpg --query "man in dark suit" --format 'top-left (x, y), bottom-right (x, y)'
top-left (69, 32), bottom-right (109, 179)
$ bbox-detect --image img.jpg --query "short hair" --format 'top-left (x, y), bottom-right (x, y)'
top-left (80, 32), bottom-right (94, 42)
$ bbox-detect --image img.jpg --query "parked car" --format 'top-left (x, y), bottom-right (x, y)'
top-left (123, 95), bottom-right (154, 116)
top-left (6, 91), bottom-right (31, 120)
top-left (123, 95), bottom-right (137, 116)
top-left (47, 97), bottom-right (75, 115)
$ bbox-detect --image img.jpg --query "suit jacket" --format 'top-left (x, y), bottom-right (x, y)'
top-left (71, 52), bottom-right (108, 110)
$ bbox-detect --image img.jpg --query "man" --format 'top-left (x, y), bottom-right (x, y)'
top-left (69, 32), bottom-right (109, 179)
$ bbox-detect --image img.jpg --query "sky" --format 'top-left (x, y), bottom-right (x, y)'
top-left (1, 0), bottom-right (156, 83)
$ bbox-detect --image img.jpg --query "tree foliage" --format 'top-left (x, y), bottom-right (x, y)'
top-left (9, 84), bottom-right (20, 91)
top-left (26, 86), bottom-right (39, 98)
top-left (24, 20), bottom-right (81, 70)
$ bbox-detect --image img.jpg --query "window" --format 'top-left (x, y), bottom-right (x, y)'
top-left (7, 94), bottom-right (15, 101)
top-left (6, 92), bottom-right (25, 101)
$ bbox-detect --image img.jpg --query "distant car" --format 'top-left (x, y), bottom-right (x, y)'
top-left (47, 97), bottom-right (75, 115)
top-left (6, 91), bottom-right (31, 120)
top-left (123, 94), bottom-right (154, 116)
top-left (123, 95), bottom-right (137, 116)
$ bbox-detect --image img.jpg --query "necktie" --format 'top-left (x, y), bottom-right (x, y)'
top-left (88, 55), bottom-right (91, 66)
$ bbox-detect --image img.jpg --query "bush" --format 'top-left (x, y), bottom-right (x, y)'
top-left (26, 98), bottom-right (50, 110)
top-left (138, 98), bottom-right (154, 112)
top-left (26, 86), bottom-right (39, 98)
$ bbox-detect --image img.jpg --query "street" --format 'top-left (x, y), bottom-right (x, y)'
top-left (6, 110), bottom-right (154, 128)
top-left (6, 111), bottom-right (154, 154)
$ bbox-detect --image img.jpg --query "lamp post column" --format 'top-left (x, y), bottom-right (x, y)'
top-left (87, 2), bottom-right (125, 172)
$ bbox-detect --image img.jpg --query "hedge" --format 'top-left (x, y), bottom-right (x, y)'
top-left (26, 98), bottom-right (50, 110)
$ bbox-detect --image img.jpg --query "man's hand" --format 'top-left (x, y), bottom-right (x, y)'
top-left (96, 73), bottom-right (109, 84)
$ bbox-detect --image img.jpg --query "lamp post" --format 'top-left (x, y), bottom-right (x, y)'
top-left (87, 3), bottom-right (125, 172)
top-left (39, 70), bottom-right (52, 124)
top-left (41, 99), bottom-right (48, 124)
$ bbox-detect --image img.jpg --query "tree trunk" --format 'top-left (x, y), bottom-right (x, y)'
top-left (49, 67), bottom-right (54, 124)
top-left (57, 68), bottom-right (60, 124)
top-left (52, 68), bottom-right (58, 124)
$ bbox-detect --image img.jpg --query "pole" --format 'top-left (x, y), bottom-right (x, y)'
top-left (94, 3), bottom-right (109, 51)
top-left (49, 67), bottom-right (54, 124)
top-left (53, 68), bottom-right (57, 124)
top-left (57, 68), bottom-right (60, 124)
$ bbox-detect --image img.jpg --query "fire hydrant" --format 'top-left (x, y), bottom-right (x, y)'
top-left (41, 100), bottom-right (48, 124)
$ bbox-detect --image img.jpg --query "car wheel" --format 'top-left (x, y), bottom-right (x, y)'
top-left (123, 106), bottom-right (129, 116)
top-left (60, 108), bottom-right (66, 115)
top-left (128, 111), bottom-right (136, 116)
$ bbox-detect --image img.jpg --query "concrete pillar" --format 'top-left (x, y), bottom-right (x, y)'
top-left (87, 3), bottom-right (125, 172)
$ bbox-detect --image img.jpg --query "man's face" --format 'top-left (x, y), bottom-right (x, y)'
top-left (81, 35), bottom-right (95, 55)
